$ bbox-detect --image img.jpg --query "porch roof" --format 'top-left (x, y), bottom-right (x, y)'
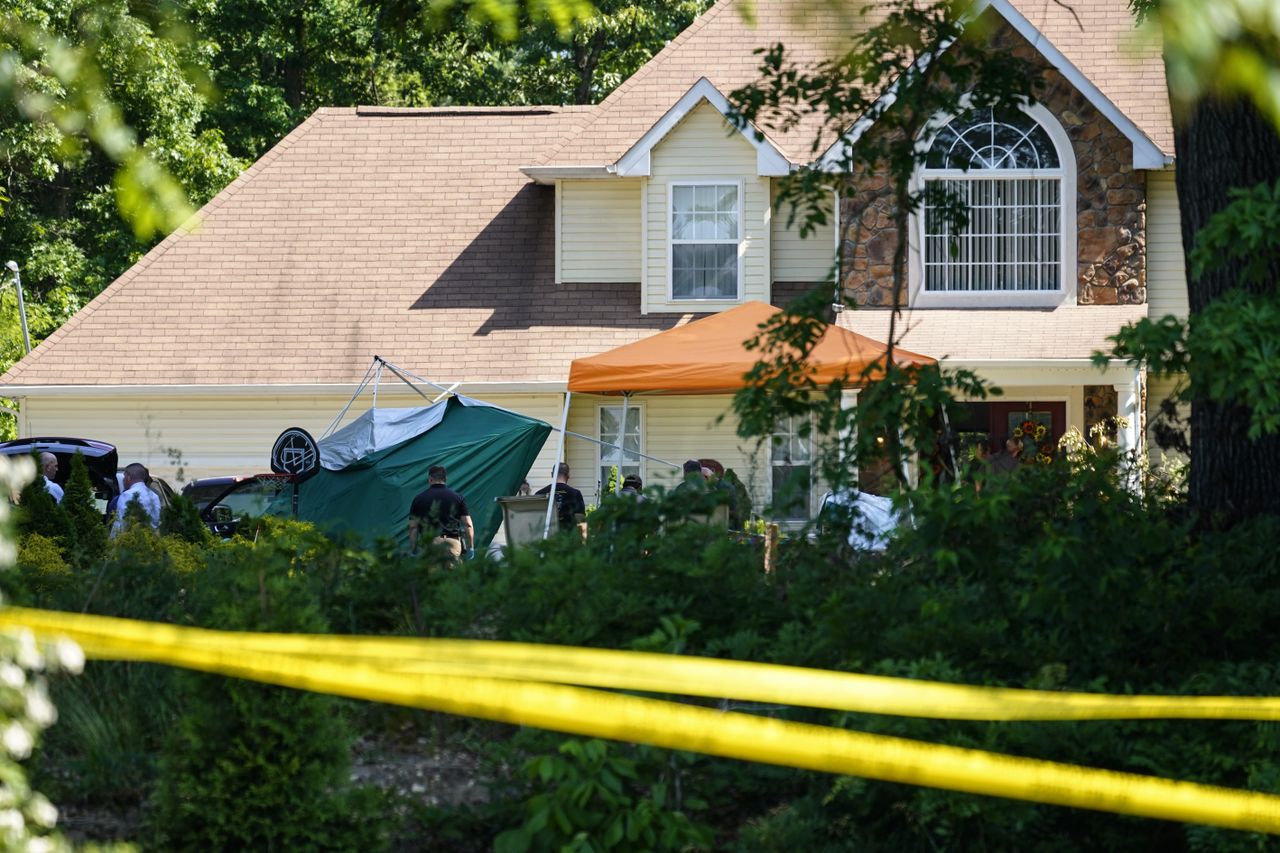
top-left (838, 305), bottom-right (1148, 363)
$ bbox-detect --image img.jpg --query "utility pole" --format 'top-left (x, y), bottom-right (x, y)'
top-left (4, 261), bottom-right (31, 354)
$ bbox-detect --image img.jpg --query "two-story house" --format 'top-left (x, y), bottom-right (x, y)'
top-left (0, 0), bottom-right (1184, 520)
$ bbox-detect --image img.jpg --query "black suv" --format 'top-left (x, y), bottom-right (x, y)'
top-left (0, 437), bottom-right (119, 507)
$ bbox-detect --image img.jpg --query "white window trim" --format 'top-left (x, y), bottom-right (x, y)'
top-left (597, 402), bottom-right (645, 493)
top-left (767, 414), bottom-right (814, 522)
top-left (667, 179), bottom-right (746, 303)
top-left (908, 101), bottom-right (1077, 308)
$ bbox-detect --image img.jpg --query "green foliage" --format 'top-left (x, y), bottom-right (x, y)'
top-left (159, 494), bottom-right (212, 546)
top-left (495, 738), bottom-right (713, 852)
top-left (40, 660), bottom-right (178, 807)
top-left (150, 535), bottom-right (389, 851)
top-left (1107, 290), bottom-right (1280, 441)
top-left (16, 447), bottom-right (1280, 848)
top-left (14, 532), bottom-right (73, 602)
top-left (1137, 0), bottom-right (1280, 133)
top-left (17, 457), bottom-right (72, 547)
top-left (0, 0), bottom-right (244, 385)
top-left (79, 523), bottom-right (183, 618)
top-left (63, 451), bottom-right (108, 568)
top-left (1189, 178), bottom-right (1280, 285)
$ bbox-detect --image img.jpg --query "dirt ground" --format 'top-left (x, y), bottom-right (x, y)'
top-left (58, 734), bottom-right (491, 844)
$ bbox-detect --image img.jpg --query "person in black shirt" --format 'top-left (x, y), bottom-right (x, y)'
top-left (408, 465), bottom-right (473, 563)
top-left (536, 462), bottom-right (587, 531)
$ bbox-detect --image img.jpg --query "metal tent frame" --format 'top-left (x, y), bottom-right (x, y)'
top-left (323, 356), bottom-right (680, 539)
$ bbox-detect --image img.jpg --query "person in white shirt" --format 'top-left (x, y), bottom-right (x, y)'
top-left (111, 462), bottom-right (162, 537)
top-left (40, 453), bottom-right (63, 504)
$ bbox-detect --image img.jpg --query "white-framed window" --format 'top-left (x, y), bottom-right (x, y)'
top-left (917, 105), bottom-right (1072, 303)
top-left (770, 414), bottom-right (812, 521)
top-left (598, 404), bottom-right (643, 495)
top-left (670, 182), bottom-right (741, 300)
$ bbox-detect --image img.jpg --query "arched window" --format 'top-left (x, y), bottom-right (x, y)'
top-left (921, 106), bottom-right (1065, 294)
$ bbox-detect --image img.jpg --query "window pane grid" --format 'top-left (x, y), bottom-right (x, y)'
top-left (672, 183), bottom-right (739, 300)
top-left (770, 415), bottom-right (811, 521)
top-left (923, 177), bottom-right (1061, 292)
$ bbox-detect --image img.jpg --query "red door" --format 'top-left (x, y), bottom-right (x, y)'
top-left (987, 401), bottom-right (1067, 457)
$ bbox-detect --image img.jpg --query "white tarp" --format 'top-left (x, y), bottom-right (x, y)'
top-left (319, 396), bottom-right (495, 470)
top-left (819, 489), bottom-right (901, 551)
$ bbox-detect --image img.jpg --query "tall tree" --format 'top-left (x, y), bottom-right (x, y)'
top-left (1109, 0), bottom-right (1280, 523)
top-left (0, 0), bottom-right (243, 378)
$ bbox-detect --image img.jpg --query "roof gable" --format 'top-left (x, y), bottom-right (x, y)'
top-left (536, 0), bottom-right (1173, 170)
top-left (977, 0), bottom-right (1166, 168)
top-left (614, 78), bottom-right (790, 177)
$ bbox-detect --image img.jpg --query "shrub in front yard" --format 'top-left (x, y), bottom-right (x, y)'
top-left (150, 534), bottom-right (389, 852)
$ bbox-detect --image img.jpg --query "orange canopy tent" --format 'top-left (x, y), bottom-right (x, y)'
top-left (567, 301), bottom-right (935, 395)
top-left (539, 302), bottom-right (935, 535)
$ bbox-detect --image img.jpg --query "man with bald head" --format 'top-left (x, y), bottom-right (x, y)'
top-left (111, 462), bottom-right (161, 537)
top-left (39, 453), bottom-right (63, 504)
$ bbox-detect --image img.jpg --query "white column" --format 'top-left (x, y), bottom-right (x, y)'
top-left (1113, 371), bottom-right (1142, 457)
top-left (839, 389), bottom-right (859, 491)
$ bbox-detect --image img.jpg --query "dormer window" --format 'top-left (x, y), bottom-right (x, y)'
top-left (671, 182), bottom-right (741, 300)
top-left (918, 106), bottom-right (1071, 301)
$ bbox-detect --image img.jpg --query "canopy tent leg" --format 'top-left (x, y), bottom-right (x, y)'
top-left (544, 392), bottom-right (572, 540)
top-left (371, 360), bottom-right (384, 410)
top-left (616, 392), bottom-right (630, 495)
top-left (321, 359), bottom-right (378, 439)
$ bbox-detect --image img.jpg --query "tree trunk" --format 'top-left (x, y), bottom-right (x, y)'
top-left (1176, 96), bottom-right (1280, 522)
top-left (573, 34), bottom-right (604, 105)
top-left (283, 9), bottom-right (306, 110)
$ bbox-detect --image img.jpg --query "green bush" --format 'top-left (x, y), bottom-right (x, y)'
top-left (14, 533), bottom-right (74, 603)
top-left (495, 738), bottom-right (713, 853)
top-left (63, 451), bottom-right (108, 569)
top-left (159, 495), bottom-right (213, 546)
top-left (19, 445), bottom-right (1280, 850)
top-left (150, 535), bottom-right (389, 852)
top-left (17, 456), bottom-right (72, 548)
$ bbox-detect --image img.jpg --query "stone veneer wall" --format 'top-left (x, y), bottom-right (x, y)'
top-left (1083, 385), bottom-right (1119, 444)
top-left (839, 17), bottom-right (1146, 307)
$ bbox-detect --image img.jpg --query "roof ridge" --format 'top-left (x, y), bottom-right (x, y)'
top-left (355, 105), bottom-right (593, 116)
top-left (534, 0), bottom-right (741, 166)
top-left (0, 109), bottom-right (332, 385)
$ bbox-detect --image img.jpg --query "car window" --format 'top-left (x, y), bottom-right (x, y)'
top-left (184, 484), bottom-right (232, 510)
top-left (214, 479), bottom-right (290, 518)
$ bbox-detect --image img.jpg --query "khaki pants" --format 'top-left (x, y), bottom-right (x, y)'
top-left (430, 536), bottom-right (463, 565)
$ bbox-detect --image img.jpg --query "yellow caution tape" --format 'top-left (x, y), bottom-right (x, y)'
top-left (8, 606), bottom-right (1280, 722)
top-left (4, 608), bottom-right (1280, 833)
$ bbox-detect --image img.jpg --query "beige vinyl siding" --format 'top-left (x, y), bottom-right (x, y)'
top-left (560, 394), bottom-right (769, 510)
top-left (771, 182), bottom-right (836, 283)
top-left (19, 391), bottom-right (569, 487)
top-left (22, 390), bottom-right (805, 518)
top-left (645, 102), bottom-right (770, 313)
top-left (559, 181), bottom-right (642, 283)
top-left (1146, 170), bottom-right (1190, 320)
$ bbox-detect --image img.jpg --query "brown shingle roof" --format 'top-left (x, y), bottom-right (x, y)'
top-left (0, 107), bottom-right (699, 387)
top-left (536, 0), bottom-right (1173, 168)
top-left (1, 1), bottom-right (1170, 390)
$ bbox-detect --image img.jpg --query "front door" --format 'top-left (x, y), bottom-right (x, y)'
top-left (988, 401), bottom-right (1067, 460)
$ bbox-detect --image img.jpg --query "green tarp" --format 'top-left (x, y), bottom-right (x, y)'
top-left (275, 397), bottom-right (551, 549)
